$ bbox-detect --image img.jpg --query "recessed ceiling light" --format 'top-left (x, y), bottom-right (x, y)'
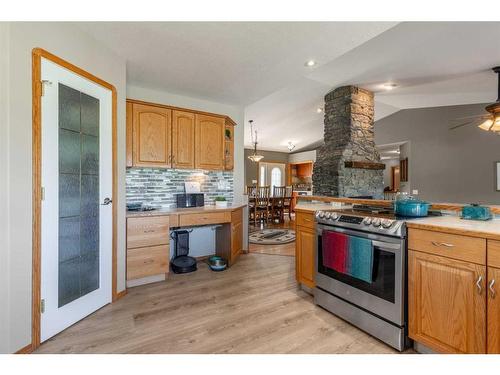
top-left (305, 60), bottom-right (316, 67)
top-left (316, 107), bottom-right (323, 113)
top-left (383, 83), bottom-right (398, 90)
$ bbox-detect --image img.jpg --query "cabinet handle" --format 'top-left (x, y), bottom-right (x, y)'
top-left (171, 154), bottom-right (175, 164)
top-left (144, 229), bottom-right (155, 233)
top-left (431, 241), bottom-right (454, 248)
top-left (144, 259), bottom-right (154, 264)
top-left (476, 275), bottom-right (483, 295)
top-left (489, 279), bottom-right (496, 298)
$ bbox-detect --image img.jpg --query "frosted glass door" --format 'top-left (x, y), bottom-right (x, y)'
top-left (41, 58), bottom-right (112, 342)
top-left (58, 84), bottom-right (100, 307)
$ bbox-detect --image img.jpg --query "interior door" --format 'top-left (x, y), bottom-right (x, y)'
top-left (40, 58), bottom-right (113, 342)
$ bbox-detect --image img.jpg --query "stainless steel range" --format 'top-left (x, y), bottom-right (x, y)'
top-left (314, 205), bottom-right (413, 351)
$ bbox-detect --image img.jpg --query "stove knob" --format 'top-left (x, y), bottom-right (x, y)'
top-left (318, 211), bottom-right (325, 219)
top-left (330, 212), bottom-right (339, 220)
top-left (315, 211), bottom-right (321, 220)
top-left (362, 217), bottom-right (372, 225)
top-left (382, 219), bottom-right (394, 228)
top-left (324, 212), bottom-right (331, 220)
top-left (372, 218), bottom-right (381, 227)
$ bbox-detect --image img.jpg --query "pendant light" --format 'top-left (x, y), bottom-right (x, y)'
top-left (247, 120), bottom-right (264, 162)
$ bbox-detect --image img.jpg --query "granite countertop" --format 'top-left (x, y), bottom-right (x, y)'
top-left (126, 203), bottom-right (247, 218)
top-left (406, 215), bottom-right (500, 241)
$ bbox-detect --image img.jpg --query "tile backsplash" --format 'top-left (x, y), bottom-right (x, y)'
top-left (126, 168), bottom-right (234, 208)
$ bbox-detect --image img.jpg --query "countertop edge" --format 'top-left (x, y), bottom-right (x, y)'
top-left (126, 204), bottom-right (247, 218)
top-left (406, 221), bottom-right (500, 241)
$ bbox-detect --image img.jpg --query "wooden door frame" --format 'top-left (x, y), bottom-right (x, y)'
top-left (391, 165), bottom-right (400, 191)
top-left (31, 48), bottom-right (119, 352)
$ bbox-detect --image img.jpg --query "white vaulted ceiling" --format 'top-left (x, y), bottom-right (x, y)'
top-left (77, 21), bottom-right (500, 152)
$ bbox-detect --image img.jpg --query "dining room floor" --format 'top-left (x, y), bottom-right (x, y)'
top-left (249, 216), bottom-right (296, 257)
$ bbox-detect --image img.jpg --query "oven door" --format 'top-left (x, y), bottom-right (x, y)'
top-left (315, 224), bottom-right (405, 326)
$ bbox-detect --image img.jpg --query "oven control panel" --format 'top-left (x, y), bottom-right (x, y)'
top-left (314, 210), bottom-right (405, 237)
top-left (338, 215), bottom-right (363, 224)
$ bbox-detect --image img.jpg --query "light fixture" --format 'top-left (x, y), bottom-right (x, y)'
top-left (247, 120), bottom-right (264, 163)
top-left (383, 82), bottom-right (398, 90)
top-left (305, 60), bottom-right (316, 67)
top-left (316, 107), bottom-right (323, 113)
top-left (287, 142), bottom-right (296, 152)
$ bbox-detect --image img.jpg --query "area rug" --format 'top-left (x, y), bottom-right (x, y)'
top-left (249, 229), bottom-right (296, 245)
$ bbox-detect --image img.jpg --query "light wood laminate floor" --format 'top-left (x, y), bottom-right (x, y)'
top-left (36, 253), bottom-right (398, 354)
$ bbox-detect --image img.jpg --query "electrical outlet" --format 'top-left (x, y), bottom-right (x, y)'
top-left (412, 189), bottom-right (419, 195)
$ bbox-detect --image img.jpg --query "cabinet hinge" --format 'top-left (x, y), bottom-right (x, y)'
top-left (41, 186), bottom-right (45, 201)
top-left (40, 299), bottom-right (45, 314)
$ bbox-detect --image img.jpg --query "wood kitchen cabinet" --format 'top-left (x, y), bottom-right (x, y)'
top-left (224, 124), bottom-right (234, 171)
top-left (408, 227), bottom-right (500, 354)
top-left (172, 110), bottom-right (195, 169)
top-left (126, 215), bottom-right (170, 282)
top-left (408, 249), bottom-right (486, 353)
top-left (126, 99), bottom-right (235, 171)
top-left (195, 114), bottom-right (225, 170)
top-left (132, 103), bottom-right (172, 168)
top-left (295, 211), bottom-right (316, 288)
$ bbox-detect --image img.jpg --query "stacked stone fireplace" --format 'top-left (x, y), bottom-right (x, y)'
top-left (312, 86), bottom-right (384, 199)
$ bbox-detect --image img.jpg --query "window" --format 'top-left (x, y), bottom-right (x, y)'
top-left (259, 165), bottom-right (266, 186)
top-left (271, 167), bottom-right (282, 195)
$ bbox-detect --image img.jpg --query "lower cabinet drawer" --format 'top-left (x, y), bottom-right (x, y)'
top-left (179, 211), bottom-right (231, 226)
top-left (127, 245), bottom-right (169, 280)
top-left (408, 228), bottom-right (486, 265)
top-left (295, 211), bottom-right (315, 229)
top-left (127, 216), bottom-right (170, 249)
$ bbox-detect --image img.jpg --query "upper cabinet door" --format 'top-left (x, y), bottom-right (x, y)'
top-left (195, 114), bottom-right (225, 170)
top-left (132, 103), bottom-right (172, 168)
top-left (172, 110), bottom-right (195, 169)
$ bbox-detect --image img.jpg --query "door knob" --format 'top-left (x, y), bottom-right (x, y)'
top-left (101, 197), bottom-right (112, 205)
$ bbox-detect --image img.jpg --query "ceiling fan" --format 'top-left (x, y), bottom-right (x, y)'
top-left (450, 66), bottom-right (500, 134)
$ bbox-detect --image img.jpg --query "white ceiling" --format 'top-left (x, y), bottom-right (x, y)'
top-left (77, 22), bottom-right (500, 153)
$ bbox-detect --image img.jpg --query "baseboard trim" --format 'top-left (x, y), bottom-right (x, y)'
top-left (15, 343), bottom-right (33, 354)
top-left (116, 289), bottom-right (127, 300)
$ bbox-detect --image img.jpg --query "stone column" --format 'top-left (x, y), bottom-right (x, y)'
top-left (312, 86), bottom-right (384, 198)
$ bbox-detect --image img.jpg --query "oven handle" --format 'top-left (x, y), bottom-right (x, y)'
top-left (372, 240), bottom-right (401, 251)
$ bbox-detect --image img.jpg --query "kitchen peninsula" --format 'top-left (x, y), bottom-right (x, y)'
top-left (294, 195), bottom-right (500, 353)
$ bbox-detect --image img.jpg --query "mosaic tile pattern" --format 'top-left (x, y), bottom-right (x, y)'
top-left (126, 168), bottom-right (234, 208)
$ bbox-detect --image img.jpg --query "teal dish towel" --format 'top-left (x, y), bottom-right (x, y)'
top-left (347, 235), bottom-right (374, 283)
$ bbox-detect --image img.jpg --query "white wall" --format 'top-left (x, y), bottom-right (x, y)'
top-left (1, 22), bottom-right (127, 353)
top-left (0, 22), bottom-right (11, 354)
top-left (288, 150), bottom-right (316, 163)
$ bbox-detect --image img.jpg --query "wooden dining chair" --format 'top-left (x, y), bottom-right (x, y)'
top-left (254, 186), bottom-right (270, 224)
top-left (283, 185), bottom-right (294, 220)
top-left (272, 186), bottom-right (286, 223)
top-left (246, 185), bottom-right (257, 222)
